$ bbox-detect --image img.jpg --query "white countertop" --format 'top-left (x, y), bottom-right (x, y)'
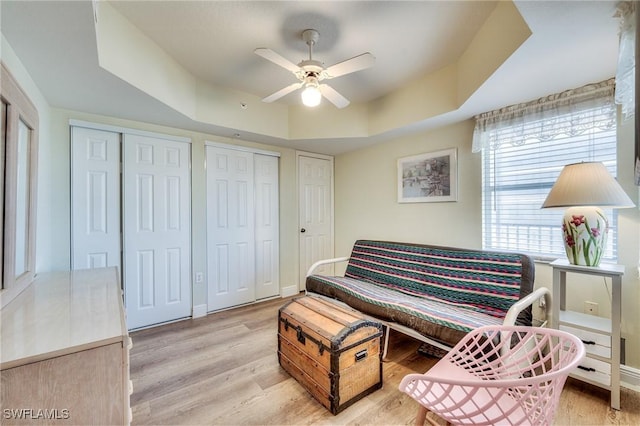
top-left (1, 267), bottom-right (127, 370)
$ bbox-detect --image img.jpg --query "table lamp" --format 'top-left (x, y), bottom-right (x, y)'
top-left (541, 162), bottom-right (635, 266)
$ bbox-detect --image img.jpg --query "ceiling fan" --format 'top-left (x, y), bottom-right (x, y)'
top-left (255, 29), bottom-right (375, 108)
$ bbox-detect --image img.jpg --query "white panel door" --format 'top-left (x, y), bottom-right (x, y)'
top-left (206, 146), bottom-right (256, 311)
top-left (298, 154), bottom-right (334, 287)
top-left (254, 154), bottom-right (279, 299)
top-left (123, 134), bottom-right (191, 330)
top-left (71, 127), bottom-right (121, 271)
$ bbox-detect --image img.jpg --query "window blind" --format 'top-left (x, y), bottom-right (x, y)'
top-left (480, 98), bottom-right (618, 260)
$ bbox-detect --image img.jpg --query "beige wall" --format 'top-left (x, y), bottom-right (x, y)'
top-left (334, 119), bottom-right (481, 256)
top-left (5, 24), bottom-right (640, 371)
top-left (334, 116), bottom-right (640, 369)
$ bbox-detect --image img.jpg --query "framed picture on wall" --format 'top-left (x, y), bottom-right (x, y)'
top-left (397, 148), bottom-right (458, 203)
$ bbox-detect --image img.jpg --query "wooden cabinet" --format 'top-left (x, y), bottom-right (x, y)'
top-left (550, 259), bottom-right (623, 410)
top-left (1, 268), bottom-right (131, 424)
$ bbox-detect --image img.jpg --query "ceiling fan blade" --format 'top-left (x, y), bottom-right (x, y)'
top-left (254, 48), bottom-right (300, 73)
top-left (262, 82), bottom-right (303, 103)
top-left (324, 52), bottom-right (375, 79)
top-left (319, 84), bottom-right (350, 109)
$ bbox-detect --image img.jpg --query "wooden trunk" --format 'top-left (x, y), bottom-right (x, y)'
top-left (278, 295), bottom-right (383, 414)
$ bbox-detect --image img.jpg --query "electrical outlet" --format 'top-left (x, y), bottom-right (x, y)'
top-left (584, 301), bottom-right (598, 315)
top-left (195, 272), bottom-right (204, 283)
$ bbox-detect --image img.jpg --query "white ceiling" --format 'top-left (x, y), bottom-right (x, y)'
top-left (0, 1), bottom-right (620, 155)
top-left (108, 0), bottom-right (498, 104)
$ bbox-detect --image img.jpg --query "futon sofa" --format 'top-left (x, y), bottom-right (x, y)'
top-left (305, 240), bottom-right (550, 356)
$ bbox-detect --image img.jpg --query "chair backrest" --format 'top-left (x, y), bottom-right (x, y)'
top-left (399, 325), bottom-right (586, 425)
top-left (345, 240), bottom-right (535, 321)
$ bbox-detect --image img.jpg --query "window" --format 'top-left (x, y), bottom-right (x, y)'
top-left (1, 63), bottom-right (39, 308)
top-left (475, 79), bottom-right (617, 260)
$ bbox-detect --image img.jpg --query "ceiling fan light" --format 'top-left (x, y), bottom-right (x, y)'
top-left (301, 85), bottom-right (321, 107)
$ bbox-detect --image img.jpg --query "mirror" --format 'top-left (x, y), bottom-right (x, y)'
top-left (14, 119), bottom-right (31, 278)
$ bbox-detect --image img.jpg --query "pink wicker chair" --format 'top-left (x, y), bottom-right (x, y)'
top-left (399, 325), bottom-right (585, 426)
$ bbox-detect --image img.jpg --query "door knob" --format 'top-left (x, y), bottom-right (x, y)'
top-left (300, 228), bottom-right (306, 233)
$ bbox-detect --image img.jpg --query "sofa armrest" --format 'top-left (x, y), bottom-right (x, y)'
top-left (502, 287), bottom-right (552, 327)
top-left (306, 256), bottom-right (350, 277)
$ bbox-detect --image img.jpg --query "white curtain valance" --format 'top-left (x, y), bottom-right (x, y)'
top-left (472, 79), bottom-right (616, 153)
top-left (615, 1), bottom-right (635, 120)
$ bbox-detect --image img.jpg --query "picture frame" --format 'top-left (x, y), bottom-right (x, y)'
top-left (397, 148), bottom-right (458, 203)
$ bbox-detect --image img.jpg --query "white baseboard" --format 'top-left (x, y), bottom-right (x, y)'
top-left (281, 285), bottom-right (300, 298)
top-left (622, 365), bottom-right (640, 391)
top-left (192, 304), bottom-right (207, 319)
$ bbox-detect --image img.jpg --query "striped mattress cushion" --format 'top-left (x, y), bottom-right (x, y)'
top-left (344, 240), bottom-right (528, 319)
top-left (307, 275), bottom-right (505, 334)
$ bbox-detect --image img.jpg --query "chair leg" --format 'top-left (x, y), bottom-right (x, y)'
top-left (382, 325), bottom-right (391, 361)
top-left (425, 417), bottom-right (441, 426)
top-left (416, 406), bottom-right (446, 426)
top-left (415, 405), bottom-right (428, 426)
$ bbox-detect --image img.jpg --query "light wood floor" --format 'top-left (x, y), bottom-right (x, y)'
top-left (130, 296), bottom-right (640, 425)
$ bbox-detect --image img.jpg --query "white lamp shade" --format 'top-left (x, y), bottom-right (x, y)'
top-left (542, 162), bottom-right (634, 266)
top-left (301, 85), bottom-right (322, 107)
top-left (541, 162), bottom-right (635, 209)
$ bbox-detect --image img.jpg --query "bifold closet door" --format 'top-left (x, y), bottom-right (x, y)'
top-left (71, 127), bottom-right (121, 271)
top-left (123, 134), bottom-right (192, 329)
top-left (206, 146), bottom-right (256, 311)
top-left (254, 154), bottom-right (279, 300)
top-left (206, 147), bottom-right (280, 311)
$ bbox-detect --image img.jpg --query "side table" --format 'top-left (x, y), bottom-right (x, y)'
top-left (550, 259), bottom-right (624, 410)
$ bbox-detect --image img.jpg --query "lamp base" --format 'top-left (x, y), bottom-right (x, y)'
top-left (561, 206), bottom-right (608, 267)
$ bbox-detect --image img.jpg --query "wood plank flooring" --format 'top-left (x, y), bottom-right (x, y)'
top-left (130, 296), bottom-right (640, 425)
